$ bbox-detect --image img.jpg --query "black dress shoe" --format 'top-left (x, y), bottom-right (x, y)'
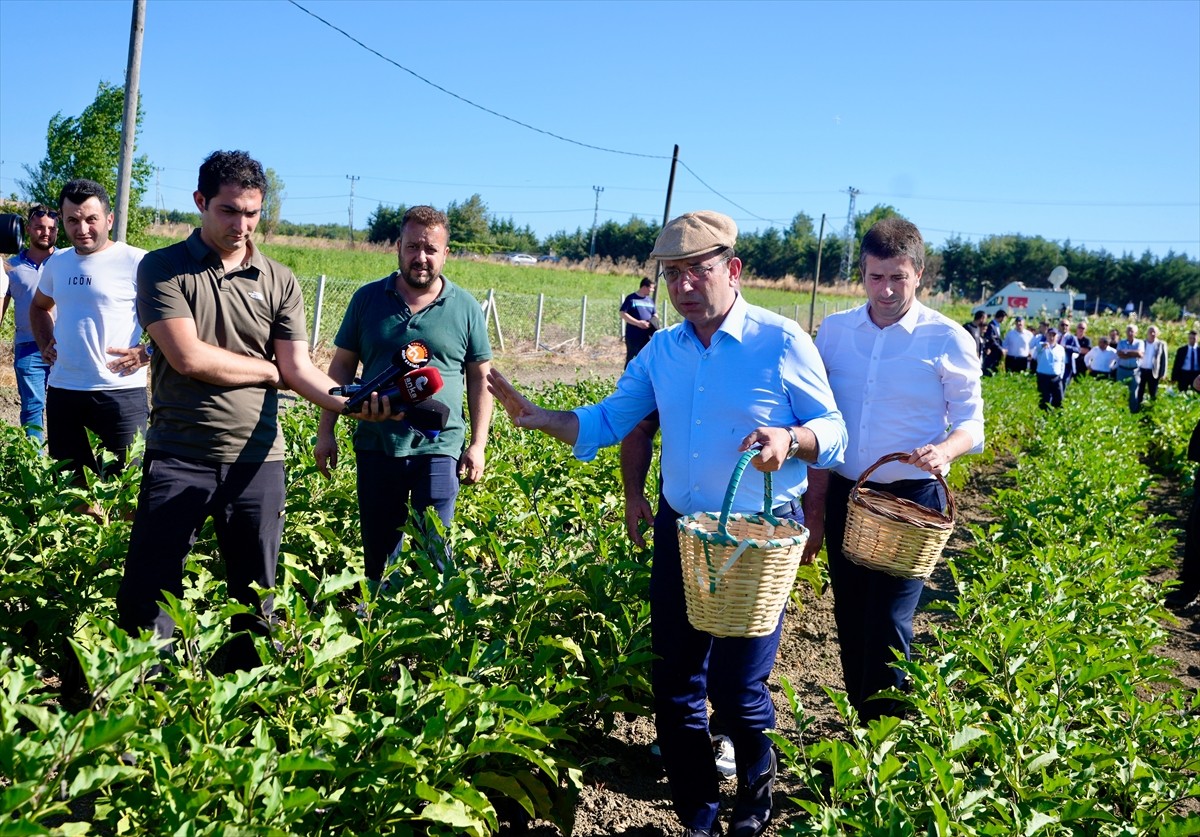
top-left (729, 748), bottom-right (775, 837)
top-left (679, 826), bottom-right (723, 837)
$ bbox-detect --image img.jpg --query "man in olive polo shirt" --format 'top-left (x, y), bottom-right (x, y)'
top-left (117, 150), bottom-right (381, 672)
top-left (315, 204), bottom-right (493, 582)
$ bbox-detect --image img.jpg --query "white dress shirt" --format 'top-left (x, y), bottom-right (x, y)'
top-left (814, 300), bottom-right (984, 483)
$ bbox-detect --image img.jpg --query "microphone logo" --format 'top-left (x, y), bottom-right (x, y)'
top-left (401, 340), bottom-right (431, 370)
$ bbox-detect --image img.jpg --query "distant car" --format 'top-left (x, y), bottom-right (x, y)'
top-left (505, 253), bottom-right (537, 265)
top-left (1074, 299), bottom-right (1119, 314)
top-left (538, 254), bottom-right (561, 263)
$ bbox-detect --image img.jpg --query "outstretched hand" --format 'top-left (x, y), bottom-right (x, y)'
top-left (487, 369), bottom-right (548, 430)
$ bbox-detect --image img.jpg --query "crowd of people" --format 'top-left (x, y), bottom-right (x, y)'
top-left (5, 181), bottom-right (1195, 836)
top-left (965, 308), bottom-right (1198, 413)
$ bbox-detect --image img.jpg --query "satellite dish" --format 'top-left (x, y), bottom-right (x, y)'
top-left (1048, 265), bottom-right (1068, 290)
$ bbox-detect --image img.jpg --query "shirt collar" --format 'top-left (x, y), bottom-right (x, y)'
top-left (855, 299), bottom-right (922, 333)
top-left (385, 273), bottom-right (453, 306)
top-left (677, 292), bottom-right (748, 345)
top-left (184, 229), bottom-right (266, 275)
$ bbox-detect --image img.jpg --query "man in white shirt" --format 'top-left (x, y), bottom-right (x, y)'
top-left (1134, 325), bottom-right (1168, 412)
top-left (805, 217), bottom-right (983, 723)
top-left (30, 179), bottom-right (150, 487)
top-left (1084, 336), bottom-right (1119, 378)
top-left (1002, 316), bottom-right (1033, 373)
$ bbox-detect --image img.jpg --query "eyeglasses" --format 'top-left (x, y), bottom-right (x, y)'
top-left (29, 209), bottom-right (58, 220)
top-left (661, 254), bottom-right (731, 284)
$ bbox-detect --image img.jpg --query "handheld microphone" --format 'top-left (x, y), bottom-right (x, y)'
top-left (334, 340), bottom-right (432, 412)
top-left (404, 399), bottom-right (450, 440)
top-left (343, 366), bottom-right (444, 415)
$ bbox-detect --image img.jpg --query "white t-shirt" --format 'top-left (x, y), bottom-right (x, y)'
top-left (38, 241), bottom-right (148, 391)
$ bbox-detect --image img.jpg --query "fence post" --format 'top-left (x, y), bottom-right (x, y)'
top-left (793, 304), bottom-right (799, 322)
top-left (579, 295), bottom-right (587, 347)
top-left (534, 293), bottom-right (545, 350)
top-left (486, 288), bottom-right (505, 351)
top-left (310, 274), bottom-right (326, 348)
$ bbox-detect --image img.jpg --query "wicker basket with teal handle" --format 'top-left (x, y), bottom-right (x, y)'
top-left (677, 449), bottom-right (810, 638)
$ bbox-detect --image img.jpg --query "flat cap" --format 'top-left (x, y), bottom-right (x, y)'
top-left (650, 210), bottom-right (737, 261)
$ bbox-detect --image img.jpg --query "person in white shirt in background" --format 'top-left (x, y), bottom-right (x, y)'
top-left (1133, 325), bottom-right (1168, 412)
top-left (1084, 336), bottom-right (1119, 379)
top-left (1002, 316), bottom-right (1033, 373)
top-left (30, 179), bottom-right (150, 491)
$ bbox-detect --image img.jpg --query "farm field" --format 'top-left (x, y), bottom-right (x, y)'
top-left (2, 349), bottom-right (1199, 834)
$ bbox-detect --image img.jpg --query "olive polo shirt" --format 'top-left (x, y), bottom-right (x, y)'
top-left (334, 273), bottom-right (491, 458)
top-left (137, 230), bottom-right (309, 462)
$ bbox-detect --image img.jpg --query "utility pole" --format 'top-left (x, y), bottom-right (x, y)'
top-left (839, 186), bottom-right (860, 281)
top-left (153, 166), bottom-right (164, 226)
top-left (346, 174), bottom-right (360, 245)
top-left (588, 185), bottom-right (604, 271)
top-left (114, 0), bottom-right (146, 242)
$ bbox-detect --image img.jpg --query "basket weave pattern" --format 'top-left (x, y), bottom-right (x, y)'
top-left (842, 452), bottom-right (956, 579)
top-left (677, 450), bottom-right (809, 638)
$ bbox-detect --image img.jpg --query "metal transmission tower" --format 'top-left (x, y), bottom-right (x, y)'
top-left (588, 185), bottom-right (604, 270)
top-left (346, 175), bottom-right (360, 244)
top-left (839, 186), bottom-right (860, 280)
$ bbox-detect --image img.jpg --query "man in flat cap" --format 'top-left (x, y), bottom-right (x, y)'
top-left (488, 210), bottom-right (846, 837)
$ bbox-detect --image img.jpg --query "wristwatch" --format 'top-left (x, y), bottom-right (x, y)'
top-left (785, 426), bottom-right (801, 459)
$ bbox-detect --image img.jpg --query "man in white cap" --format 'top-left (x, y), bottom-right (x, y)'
top-left (488, 210), bottom-right (846, 837)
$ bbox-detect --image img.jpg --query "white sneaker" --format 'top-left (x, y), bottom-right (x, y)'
top-left (712, 734), bottom-right (736, 778)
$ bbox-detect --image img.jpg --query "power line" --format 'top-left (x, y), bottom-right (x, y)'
top-left (287, 0), bottom-right (666, 161)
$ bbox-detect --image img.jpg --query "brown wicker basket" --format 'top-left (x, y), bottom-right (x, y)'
top-left (677, 449), bottom-right (809, 638)
top-left (842, 452), bottom-right (956, 578)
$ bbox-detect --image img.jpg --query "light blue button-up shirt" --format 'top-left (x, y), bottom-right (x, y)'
top-left (572, 295), bottom-right (846, 516)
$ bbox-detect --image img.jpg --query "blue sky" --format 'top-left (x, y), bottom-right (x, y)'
top-left (1, 0), bottom-right (1197, 258)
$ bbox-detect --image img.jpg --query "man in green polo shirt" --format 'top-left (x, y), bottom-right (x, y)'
top-left (117, 150), bottom-right (384, 673)
top-left (315, 205), bottom-right (493, 581)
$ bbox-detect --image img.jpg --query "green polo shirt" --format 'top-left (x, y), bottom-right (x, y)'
top-left (335, 274), bottom-right (491, 458)
top-left (137, 230), bottom-right (309, 462)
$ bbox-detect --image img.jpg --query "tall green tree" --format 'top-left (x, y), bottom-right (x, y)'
top-left (366, 204), bottom-right (408, 244)
top-left (260, 168), bottom-right (285, 241)
top-left (446, 194), bottom-right (490, 249)
top-left (19, 80), bottom-right (152, 240)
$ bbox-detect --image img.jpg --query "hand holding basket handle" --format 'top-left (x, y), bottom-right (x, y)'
top-left (842, 452), bottom-right (956, 579)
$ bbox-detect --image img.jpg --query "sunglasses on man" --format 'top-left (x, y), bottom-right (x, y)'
top-left (29, 209), bottom-right (58, 220)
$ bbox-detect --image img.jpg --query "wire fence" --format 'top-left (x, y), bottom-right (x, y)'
top-left (297, 274), bottom-right (953, 355)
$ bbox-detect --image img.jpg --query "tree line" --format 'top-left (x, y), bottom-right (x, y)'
top-left (11, 82), bottom-right (1199, 313)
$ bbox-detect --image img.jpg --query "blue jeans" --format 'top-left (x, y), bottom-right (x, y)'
top-left (826, 473), bottom-right (943, 722)
top-left (651, 495), bottom-right (799, 830)
top-left (13, 341), bottom-right (50, 442)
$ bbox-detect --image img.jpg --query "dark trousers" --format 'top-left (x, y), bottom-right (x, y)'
top-left (1003, 356), bottom-right (1030, 374)
top-left (356, 451), bottom-right (459, 580)
top-left (46, 386), bottom-right (147, 481)
top-left (1037, 372), bottom-right (1064, 409)
top-left (825, 473), bottom-right (942, 722)
top-left (651, 496), bottom-right (796, 830)
top-left (1182, 467), bottom-right (1200, 593)
top-left (1135, 372), bottom-right (1160, 411)
top-left (1178, 371), bottom-right (1199, 392)
top-left (117, 453), bottom-right (286, 672)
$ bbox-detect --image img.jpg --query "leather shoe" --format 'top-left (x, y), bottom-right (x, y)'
top-left (680, 827), bottom-right (722, 837)
top-left (729, 748), bottom-right (775, 837)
